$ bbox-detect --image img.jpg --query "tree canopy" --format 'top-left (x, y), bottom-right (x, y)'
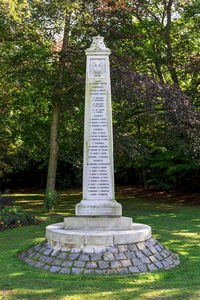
top-left (0, 0), bottom-right (200, 194)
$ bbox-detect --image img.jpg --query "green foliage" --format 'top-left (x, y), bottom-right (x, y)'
top-left (45, 188), bottom-right (57, 211)
top-left (0, 0), bottom-right (200, 192)
top-left (135, 148), bottom-right (199, 190)
top-left (0, 206), bottom-right (23, 216)
top-left (0, 206), bottom-right (39, 230)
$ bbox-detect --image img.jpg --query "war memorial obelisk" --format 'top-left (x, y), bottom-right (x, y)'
top-left (75, 35), bottom-right (121, 217)
top-left (19, 36), bottom-right (180, 274)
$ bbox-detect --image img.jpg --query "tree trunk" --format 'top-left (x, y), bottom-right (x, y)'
top-left (44, 10), bottom-right (71, 210)
top-left (155, 61), bottom-right (165, 83)
top-left (164, 0), bottom-right (179, 86)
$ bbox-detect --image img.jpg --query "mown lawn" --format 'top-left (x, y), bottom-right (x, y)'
top-left (0, 189), bottom-right (200, 300)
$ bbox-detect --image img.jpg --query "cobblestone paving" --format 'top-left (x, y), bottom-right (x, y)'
top-left (18, 237), bottom-right (180, 275)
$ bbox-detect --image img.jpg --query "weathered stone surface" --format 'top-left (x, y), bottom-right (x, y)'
top-left (29, 252), bottom-right (36, 258)
top-left (140, 256), bottom-right (150, 264)
top-left (103, 253), bottom-right (115, 261)
top-left (98, 261), bottom-right (109, 269)
top-left (160, 251), bottom-right (168, 258)
top-left (59, 268), bottom-right (71, 274)
top-left (45, 257), bottom-right (55, 264)
top-left (129, 266), bottom-right (140, 273)
top-left (165, 257), bottom-right (174, 265)
top-left (79, 254), bottom-right (90, 261)
top-left (74, 261), bottom-right (86, 268)
top-left (53, 259), bottom-right (63, 266)
top-left (148, 264), bottom-right (158, 271)
top-left (162, 260), bottom-right (170, 268)
top-left (50, 266), bottom-right (61, 273)
top-left (72, 268), bottom-right (83, 275)
top-left (126, 251), bottom-right (136, 259)
top-left (82, 246), bottom-right (94, 254)
top-left (90, 253), bottom-right (102, 261)
top-left (43, 248), bottom-right (53, 256)
top-left (155, 244), bottom-right (162, 252)
top-left (84, 269), bottom-right (95, 274)
top-left (118, 245), bottom-right (128, 252)
top-left (51, 250), bottom-right (60, 257)
top-left (86, 262), bottom-right (97, 269)
top-left (107, 246), bottom-right (118, 253)
top-left (128, 244), bottom-right (137, 251)
top-left (138, 265), bottom-right (148, 273)
top-left (24, 258), bottom-right (32, 264)
top-left (136, 251), bottom-right (145, 259)
top-left (132, 258), bottom-right (142, 266)
top-left (111, 261), bottom-right (122, 269)
top-left (57, 252), bottom-right (68, 260)
top-left (29, 261), bottom-right (37, 266)
top-left (164, 249), bottom-right (171, 256)
top-left (149, 247), bottom-right (157, 254)
top-left (154, 252), bottom-right (163, 261)
top-left (34, 262), bottom-right (44, 268)
top-left (68, 253), bottom-right (79, 260)
top-left (121, 259), bottom-right (132, 268)
top-left (38, 247), bottom-right (45, 253)
top-left (137, 242), bottom-right (146, 250)
top-left (142, 248), bottom-right (151, 257)
top-left (115, 253), bottom-right (126, 260)
top-left (38, 255), bottom-right (47, 262)
top-left (94, 246), bottom-right (106, 254)
top-left (118, 268), bottom-right (128, 274)
top-left (62, 260), bottom-right (73, 267)
top-left (154, 261), bottom-right (164, 269)
top-left (95, 269), bottom-right (107, 274)
top-left (149, 255), bottom-right (158, 263)
top-left (43, 264), bottom-right (51, 271)
top-left (150, 238), bottom-right (157, 245)
top-left (157, 242), bottom-right (165, 250)
top-left (32, 253), bottom-right (40, 259)
top-left (70, 248), bottom-right (81, 254)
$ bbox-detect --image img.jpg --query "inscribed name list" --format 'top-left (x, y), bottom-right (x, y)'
top-left (83, 58), bottom-right (113, 201)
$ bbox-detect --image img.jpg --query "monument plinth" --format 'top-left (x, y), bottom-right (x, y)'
top-left (19, 36), bottom-right (180, 275)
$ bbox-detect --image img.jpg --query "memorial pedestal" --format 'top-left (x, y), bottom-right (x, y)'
top-left (75, 200), bottom-right (122, 216)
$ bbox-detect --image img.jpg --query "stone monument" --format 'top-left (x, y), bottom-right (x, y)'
top-left (19, 36), bottom-right (180, 274)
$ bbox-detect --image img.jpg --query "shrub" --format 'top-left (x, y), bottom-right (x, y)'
top-left (0, 206), bottom-right (39, 230)
top-left (45, 188), bottom-right (57, 211)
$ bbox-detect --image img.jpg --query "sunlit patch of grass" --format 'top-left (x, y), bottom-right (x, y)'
top-left (0, 189), bottom-right (200, 300)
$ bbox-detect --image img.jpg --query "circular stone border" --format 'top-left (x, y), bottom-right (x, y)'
top-left (18, 237), bottom-right (180, 275)
top-left (46, 222), bottom-right (152, 247)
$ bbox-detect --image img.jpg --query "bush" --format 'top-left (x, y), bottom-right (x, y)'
top-left (0, 206), bottom-right (39, 230)
top-left (45, 188), bottom-right (57, 211)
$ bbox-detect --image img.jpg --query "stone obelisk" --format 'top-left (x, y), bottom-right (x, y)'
top-left (76, 36), bottom-right (122, 216)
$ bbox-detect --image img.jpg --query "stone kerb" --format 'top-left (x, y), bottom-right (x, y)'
top-left (46, 222), bottom-right (152, 248)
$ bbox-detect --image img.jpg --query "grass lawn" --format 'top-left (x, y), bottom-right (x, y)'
top-left (0, 189), bottom-right (200, 300)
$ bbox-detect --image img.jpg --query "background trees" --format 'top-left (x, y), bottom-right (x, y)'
top-left (0, 0), bottom-right (200, 196)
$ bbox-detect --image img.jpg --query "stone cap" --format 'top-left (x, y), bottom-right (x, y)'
top-left (85, 35), bottom-right (111, 55)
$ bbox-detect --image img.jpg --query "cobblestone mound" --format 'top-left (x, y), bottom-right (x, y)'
top-left (18, 237), bottom-right (180, 275)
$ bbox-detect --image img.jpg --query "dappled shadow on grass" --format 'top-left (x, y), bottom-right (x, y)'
top-left (2, 266), bottom-right (200, 300)
top-left (0, 190), bottom-right (200, 299)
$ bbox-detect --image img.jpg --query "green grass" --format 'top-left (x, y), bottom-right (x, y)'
top-left (0, 189), bottom-right (200, 300)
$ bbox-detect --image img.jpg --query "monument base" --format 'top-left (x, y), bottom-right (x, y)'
top-left (75, 200), bottom-right (122, 216)
top-left (19, 222), bottom-right (180, 275)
